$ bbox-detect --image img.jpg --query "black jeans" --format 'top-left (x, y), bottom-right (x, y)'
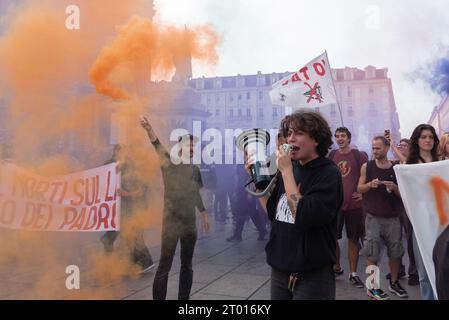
top-left (271, 265), bottom-right (335, 300)
top-left (214, 189), bottom-right (232, 222)
top-left (153, 224), bottom-right (197, 300)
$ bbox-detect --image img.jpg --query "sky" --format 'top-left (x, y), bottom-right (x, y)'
top-left (154, 0), bottom-right (449, 137)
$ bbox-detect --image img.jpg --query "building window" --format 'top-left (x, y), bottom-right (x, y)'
top-left (215, 109), bottom-right (220, 116)
top-left (347, 86), bottom-right (352, 97)
top-left (238, 109), bottom-right (242, 117)
top-left (246, 92), bottom-right (251, 100)
top-left (246, 108), bottom-right (251, 117)
top-left (230, 109), bottom-right (234, 118)
top-left (369, 85), bottom-right (374, 94)
top-left (216, 95), bottom-right (220, 103)
top-left (229, 94), bottom-right (234, 102)
top-left (259, 91), bottom-right (263, 100)
top-left (238, 93), bottom-right (242, 100)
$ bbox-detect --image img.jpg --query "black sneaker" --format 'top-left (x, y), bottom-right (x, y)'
top-left (333, 266), bottom-right (344, 276)
top-left (349, 275), bottom-right (364, 288)
top-left (389, 280), bottom-right (409, 298)
top-left (408, 273), bottom-right (419, 286)
top-left (367, 288), bottom-right (390, 300)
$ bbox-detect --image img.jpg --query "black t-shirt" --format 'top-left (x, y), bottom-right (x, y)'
top-left (363, 160), bottom-right (402, 218)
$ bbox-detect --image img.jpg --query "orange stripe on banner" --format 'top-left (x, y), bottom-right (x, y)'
top-left (430, 176), bottom-right (449, 226)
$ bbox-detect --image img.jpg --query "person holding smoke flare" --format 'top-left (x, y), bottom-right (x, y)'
top-left (140, 115), bottom-right (209, 300)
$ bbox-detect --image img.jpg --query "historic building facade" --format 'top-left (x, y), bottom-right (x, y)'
top-left (189, 65), bottom-right (401, 153)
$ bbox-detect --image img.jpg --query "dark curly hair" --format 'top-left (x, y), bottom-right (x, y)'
top-left (406, 124), bottom-right (440, 164)
top-left (335, 127), bottom-right (352, 144)
top-left (280, 110), bottom-right (333, 157)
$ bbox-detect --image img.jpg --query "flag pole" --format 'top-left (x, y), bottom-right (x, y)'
top-left (325, 50), bottom-right (345, 127)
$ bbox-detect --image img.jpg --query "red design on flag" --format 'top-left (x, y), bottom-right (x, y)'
top-left (313, 62), bottom-right (326, 76)
top-left (304, 82), bottom-right (323, 103)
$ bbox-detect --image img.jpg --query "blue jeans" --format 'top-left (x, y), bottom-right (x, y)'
top-left (413, 233), bottom-right (435, 300)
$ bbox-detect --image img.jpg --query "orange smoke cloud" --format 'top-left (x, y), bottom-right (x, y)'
top-left (0, 0), bottom-right (161, 166)
top-left (0, 0), bottom-right (220, 165)
top-left (0, 0), bottom-right (221, 299)
top-left (89, 16), bottom-right (220, 99)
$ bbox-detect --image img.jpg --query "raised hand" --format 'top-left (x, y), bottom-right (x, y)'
top-left (140, 115), bottom-right (152, 132)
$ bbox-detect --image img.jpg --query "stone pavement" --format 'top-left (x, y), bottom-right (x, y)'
top-left (0, 215), bottom-right (421, 300)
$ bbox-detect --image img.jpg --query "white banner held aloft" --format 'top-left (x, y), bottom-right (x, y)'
top-left (269, 51), bottom-right (337, 109)
top-left (394, 160), bottom-right (449, 299)
top-left (0, 162), bottom-right (121, 232)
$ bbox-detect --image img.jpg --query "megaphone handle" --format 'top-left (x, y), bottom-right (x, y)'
top-left (245, 186), bottom-right (270, 197)
top-left (245, 173), bottom-right (279, 198)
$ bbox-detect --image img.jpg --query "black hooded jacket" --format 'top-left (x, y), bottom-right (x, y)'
top-left (266, 157), bottom-right (343, 274)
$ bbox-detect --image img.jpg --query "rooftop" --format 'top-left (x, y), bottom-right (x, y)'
top-left (189, 66), bottom-right (389, 90)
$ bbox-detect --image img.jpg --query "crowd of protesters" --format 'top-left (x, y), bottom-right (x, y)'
top-left (2, 112), bottom-right (448, 301)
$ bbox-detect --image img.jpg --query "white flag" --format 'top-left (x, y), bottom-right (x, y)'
top-left (394, 160), bottom-right (449, 299)
top-left (269, 51), bottom-right (337, 108)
